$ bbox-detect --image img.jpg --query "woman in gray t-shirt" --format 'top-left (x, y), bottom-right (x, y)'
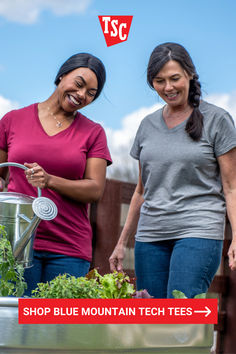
top-left (109, 42), bottom-right (236, 298)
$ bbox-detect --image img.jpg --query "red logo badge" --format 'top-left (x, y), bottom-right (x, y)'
top-left (98, 16), bottom-right (133, 47)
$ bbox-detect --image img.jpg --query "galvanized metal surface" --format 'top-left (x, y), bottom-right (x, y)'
top-left (0, 161), bottom-right (58, 268)
top-left (0, 192), bottom-right (58, 268)
top-left (0, 298), bottom-right (213, 353)
top-left (0, 192), bottom-right (35, 268)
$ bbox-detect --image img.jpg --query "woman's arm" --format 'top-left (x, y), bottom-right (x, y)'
top-left (109, 163), bottom-right (144, 272)
top-left (24, 157), bottom-right (107, 203)
top-left (218, 147), bottom-right (236, 270)
top-left (0, 149), bottom-right (8, 191)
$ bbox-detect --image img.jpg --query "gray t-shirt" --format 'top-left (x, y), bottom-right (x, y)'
top-left (130, 100), bottom-right (236, 242)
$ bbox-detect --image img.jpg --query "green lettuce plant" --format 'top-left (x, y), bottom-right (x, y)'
top-left (0, 224), bottom-right (27, 297)
top-left (32, 269), bottom-right (135, 299)
top-left (172, 290), bottom-right (206, 299)
top-left (31, 273), bottom-right (102, 299)
top-left (88, 269), bottom-right (135, 299)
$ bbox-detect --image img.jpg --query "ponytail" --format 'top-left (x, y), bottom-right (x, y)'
top-left (185, 75), bottom-right (203, 141)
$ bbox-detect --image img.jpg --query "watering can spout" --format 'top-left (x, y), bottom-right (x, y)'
top-left (13, 215), bottom-right (41, 260)
top-left (13, 197), bottom-right (58, 260)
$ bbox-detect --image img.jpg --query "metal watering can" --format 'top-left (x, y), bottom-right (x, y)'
top-left (0, 162), bottom-right (58, 267)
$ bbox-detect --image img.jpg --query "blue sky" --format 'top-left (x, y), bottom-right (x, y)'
top-left (0, 0), bottom-right (236, 178)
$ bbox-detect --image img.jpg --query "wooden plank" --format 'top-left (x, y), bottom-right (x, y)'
top-left (208, 275), bottom-right (229, 295)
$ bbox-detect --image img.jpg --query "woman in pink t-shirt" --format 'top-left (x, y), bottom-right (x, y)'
top-left (0, 53), bottom-right (112, 296)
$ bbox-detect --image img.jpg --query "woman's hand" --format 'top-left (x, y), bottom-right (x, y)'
top-left (24, 158), bottom-right (107, 203)
top-left (0, 149), bottom-right (8, 191)
top-left (0, 177), bottom-right (5, 191)
top-left (24, 162), bottom-right (51, 189)
top-left (228, 240), bottom-right (236, 271)
top-left (109, 244), bottom-right (126, 272)
top-left (109, 163), bottom-right (144, 273)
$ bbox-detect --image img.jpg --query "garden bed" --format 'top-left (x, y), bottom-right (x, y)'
top-left (0, 297), bottom-right (213, 354)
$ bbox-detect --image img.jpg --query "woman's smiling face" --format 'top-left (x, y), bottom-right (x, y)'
top-left (57, 67), bottom-right (98, 112)
top-left (152, 60), bottom-right (192, 109)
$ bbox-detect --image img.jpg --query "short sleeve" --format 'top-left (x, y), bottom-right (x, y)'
top-left (130, 121), bottom-right (143, 160)
top-left (0, 113), bottom-right (10, 151)
top-left (214, 112), bottom-right (236, 157)
top-left (87, 125), bottom-right (112, 165)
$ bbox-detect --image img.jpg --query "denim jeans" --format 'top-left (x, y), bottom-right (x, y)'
top-left (135, 238), bottom-right (223, 298)
top-left (23, 250), bottom-right (90, 297)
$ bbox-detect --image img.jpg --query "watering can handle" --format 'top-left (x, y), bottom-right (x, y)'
top-left (0, 162), bottom-right (41, 197)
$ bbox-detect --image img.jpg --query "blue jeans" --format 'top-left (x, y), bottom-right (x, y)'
top-left (135, 238), bottom-right (223, 298)
top-left (23, 250), bottom-right (90, 297)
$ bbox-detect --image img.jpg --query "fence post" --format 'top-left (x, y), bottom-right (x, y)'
top-left (90, 179), bottom-right (135, 275)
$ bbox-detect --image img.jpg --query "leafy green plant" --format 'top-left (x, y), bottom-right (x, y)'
top-left (172, 290), bottom-right (206, 299)
top-left (31, 273), bottom-right (102, 298)
top-left (88, 269), bottom-right (135, 299)
top-left (32, 269), bottom-right (135, 299)
top-left (0, 224), bottom-right (27, 297)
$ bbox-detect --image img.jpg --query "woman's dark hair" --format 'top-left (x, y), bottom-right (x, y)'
top-left (54, 53), bottom-right (106, 101)
top-left (147, 42), bottom-right (203, 141)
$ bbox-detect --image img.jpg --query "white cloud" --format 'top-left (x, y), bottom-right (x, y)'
top-left (205, 91), bottom-right (236, 121)
top-left (105, 103), bottom-right (163, 182)
top-left (106, 92), bottom-right (236, 182)
top-left (0, 96), bottom-right (19, 118)
top-left (1, 90), bottom-right (235, 182)
top-left (0, 0), bottom-right (92, 24)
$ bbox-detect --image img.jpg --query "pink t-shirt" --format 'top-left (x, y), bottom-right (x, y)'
top-left (0, 103), bottom-right (112, 261)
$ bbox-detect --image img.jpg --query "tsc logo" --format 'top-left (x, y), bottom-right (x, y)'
top-left (98, 16), bottom-right (133, 47)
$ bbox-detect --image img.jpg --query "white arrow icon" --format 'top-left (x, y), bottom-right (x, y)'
top-left (194, 306), bottom-right (211, 317)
